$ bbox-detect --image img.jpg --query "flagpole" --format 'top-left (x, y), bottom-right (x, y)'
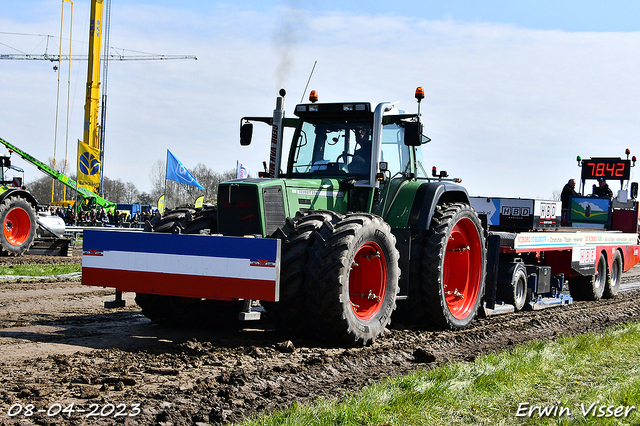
top-left (164, 149), bottom-right (168, 212)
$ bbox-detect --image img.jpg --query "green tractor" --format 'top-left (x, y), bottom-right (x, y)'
top-left (136, 87), bottom-right (487, 345)
top-left (0, 155), bottom-right (37, 255)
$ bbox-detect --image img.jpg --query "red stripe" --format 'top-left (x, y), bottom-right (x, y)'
top-left (83, 267), bottom-right (278, 302)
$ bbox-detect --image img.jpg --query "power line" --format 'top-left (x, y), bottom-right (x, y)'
top-left (0, 52), bottom-right (197, 61)
top-left (0, 32), bottom-right (197, 61)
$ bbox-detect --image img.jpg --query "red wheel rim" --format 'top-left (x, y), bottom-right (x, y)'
top-left (4, 207), bottom-right (31, 246)
top-left (349, 241), bottom-right (387, 320)
top-left (444, 217), bottom-right (483, 320)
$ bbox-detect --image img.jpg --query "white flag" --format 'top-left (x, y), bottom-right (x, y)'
top-left (237, 161), bottom-right (248, 179)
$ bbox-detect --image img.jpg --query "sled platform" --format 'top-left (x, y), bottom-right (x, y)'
top-left (26, 237), bottom-right (74, 256)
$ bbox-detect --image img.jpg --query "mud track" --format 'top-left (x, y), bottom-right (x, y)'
top-left (0, 252), bottom-right (639, 425)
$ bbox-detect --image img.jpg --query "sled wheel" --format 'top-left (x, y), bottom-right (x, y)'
top-left (0, 196), bottom-right (36, 256)
top-left (506, 263), bottom-right (528, 312)
top-left (263, 210), bottom-right (341, 336)
top-left (306, 213), bottom-right (399, 346)
top-left (422, 203), bottom-right (486, 329)
top-left (570, 251), bottom-right (607, 301)
top-left (604, 250), bottom-right (622, 299)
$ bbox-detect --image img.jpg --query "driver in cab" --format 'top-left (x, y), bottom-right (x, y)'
top-left (348, 126), bottom-right (372, 174)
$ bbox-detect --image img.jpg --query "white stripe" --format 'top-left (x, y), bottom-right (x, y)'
top-left (83, 251), bottom-right (276, 281)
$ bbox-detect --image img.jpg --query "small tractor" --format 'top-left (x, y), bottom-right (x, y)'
top-left (0, 154), bottom-right (38, 255)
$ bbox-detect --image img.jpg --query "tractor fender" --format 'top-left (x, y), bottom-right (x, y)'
top-left (407, 181), bottom-right (470, 230)
top-left (0, 188), bottom-right (37, 207)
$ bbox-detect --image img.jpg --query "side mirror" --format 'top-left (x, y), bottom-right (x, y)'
top-left (404, 121), bottom-right (423, 146)
top-left (631, 182), bottom-right (638, 199)
top-left (240, 123), bottom-right (253, 146)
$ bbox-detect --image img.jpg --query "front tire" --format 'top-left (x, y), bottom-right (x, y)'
top-left (306, 213), bottom-right (399, 346)
top-left (262, 210), bottom-right (341, 336)
top-left (421, 203), bottom-right (486, 329)
top-left (0, 196), bottom-right (36, 256)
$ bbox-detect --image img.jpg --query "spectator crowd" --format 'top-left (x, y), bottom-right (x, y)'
top-left (38, 205), bottom-right (157, 228)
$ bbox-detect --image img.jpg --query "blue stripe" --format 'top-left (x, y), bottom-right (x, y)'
top-left (84, 230), bottom-right (278, 261)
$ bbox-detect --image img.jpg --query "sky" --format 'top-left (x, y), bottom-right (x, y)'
top-left (2, 0), bottom-right (640, 201)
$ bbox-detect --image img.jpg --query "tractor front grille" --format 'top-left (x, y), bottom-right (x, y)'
top-left (218, 185), bottom-right (261, 236)
top-left (263, 186), bottom-right (286, 236)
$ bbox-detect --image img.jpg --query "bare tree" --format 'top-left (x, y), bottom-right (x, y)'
top-left (123, 182), bottom-right (139, 203)
top-left (26, 155), bottom-right (243, 210)
top-left (138, 192), bottom-right (154, 205)
top-left (25, 159), bottom-right (145, 206)
top-left (148, 157), bottom-right (238, 208)
top-left (24, 157), bottom-right (77, 206)
top-left (149, 159), bottom-right (165, 202)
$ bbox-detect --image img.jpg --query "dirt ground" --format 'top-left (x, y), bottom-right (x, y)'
top-left (1, 250), bottom-right (640, 425)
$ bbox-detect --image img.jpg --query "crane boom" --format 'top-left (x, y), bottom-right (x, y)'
top-left (0, 137), bottom-right (115, 211)
top-left (83, 0), bottom-right (103, 153)
top-left (0, 53), bottom-right (197, 61)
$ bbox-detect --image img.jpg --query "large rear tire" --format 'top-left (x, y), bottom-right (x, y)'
top-left (421, 203), bottom-right (486, 329)
top-left (262, 210), bottom-right (341, 336)
top-left (0, 196), bottom-right (36, 256)
top-left (306, 213), bottom-right (400, 346)
top-left (570, 251), bottom-right (607, 301)
top-left (604, 250), bottom-right (622, 298)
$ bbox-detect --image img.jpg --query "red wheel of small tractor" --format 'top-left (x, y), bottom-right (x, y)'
top-left (5, 207), bottom-right (31, 245)
top-left (422, 203), bottom-right (486, 329)
top-left (305, 213), bottom-right (399, 346)
top-left (0, 196), bottom-right (37, 256)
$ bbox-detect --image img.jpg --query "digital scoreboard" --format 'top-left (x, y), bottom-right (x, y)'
top-left (580, 158), bottom-right (631, 181)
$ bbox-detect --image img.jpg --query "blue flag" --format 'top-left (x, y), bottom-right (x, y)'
top-left (166, 150), bottom-right (204, 190)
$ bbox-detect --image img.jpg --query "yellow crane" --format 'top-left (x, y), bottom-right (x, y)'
top-left (76, 0), bottom-right (104, 196)
top-left (1, 0), bottom-right (196, 204)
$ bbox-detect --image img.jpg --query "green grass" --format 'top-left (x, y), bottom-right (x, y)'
top-left (0, 264), bottom-right (81, 277)
top-left (239, 322), bottom-right (640, 426)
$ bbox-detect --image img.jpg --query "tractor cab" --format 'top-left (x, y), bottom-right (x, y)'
top-left (0, 155), bottom-right (24, 188)
top-left (234, 88), bottom-right (467, 237)
top-left (285, 98), bottom-right (432, 214)
top-left (287, 101), bottom-right (429, 180)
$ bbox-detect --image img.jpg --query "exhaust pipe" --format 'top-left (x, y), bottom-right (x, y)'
top-left (268, 89), bottom-right (286, 178)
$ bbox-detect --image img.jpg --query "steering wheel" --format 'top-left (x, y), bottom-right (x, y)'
top-left (336, 152), bottom-right (354, 163)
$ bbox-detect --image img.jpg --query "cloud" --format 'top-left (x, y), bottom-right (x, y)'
top-left (579, 201), bottom-right (605, 212)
